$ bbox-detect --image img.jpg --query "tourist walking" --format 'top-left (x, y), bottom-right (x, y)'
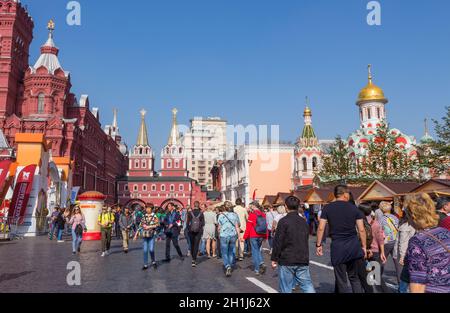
top-left (181, 204), bottom-right (192, 256)
top-left (68, 206), bottom-right (86, 255)
top-left (98, 206), bottom-right (115, 257)
top-left (114, 206), bottom-right (122, 239)
top-left (186, 201), bottom-right (205, 267)
top-left (358, 203), bottom-right (386, 293)
top-left (243, 201), bottom-right (268, 276)
top-left (377, 201), bottom-right (401, 291)
top-left (217, 205), bottom-right (241, 277)
top-left (316, 185), bottom-right (368, 293)
top-left (203, 205), bottom-right (217, 258)
top-left (119, 207), bottom-right (133, 253)
top-left (55, 207), bottom-right (66, 243)
top-left (271, 196), bottom-right (315, 293)
top-left (163, 203), bottom-right (184, 262)
top-left (394, 209), bottom-right (416, 293)
top-left (234, 198), bottom-right (248, 261)
top-left (266, 205), bottom-right (277, 254)
top-left (48, 208), bottom-right (60, 240)
top-left (403, 193), bottom-right (450, 293)
top-left (135, 204), bottom-right (159, 270)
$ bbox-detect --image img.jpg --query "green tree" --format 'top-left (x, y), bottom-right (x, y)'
top-left (319, 136), bottom-right (356, 182)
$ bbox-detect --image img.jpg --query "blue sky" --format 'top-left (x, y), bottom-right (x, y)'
top-left (26, 0), bottom-right (449, 154)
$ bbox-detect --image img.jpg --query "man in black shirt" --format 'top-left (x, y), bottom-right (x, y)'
top-left (271, 196), bottom-right (315, 293)
top-left (316, 185), bottom-right (368, 293)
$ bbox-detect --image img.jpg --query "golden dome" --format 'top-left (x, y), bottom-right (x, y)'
top-left (357, 65), bottom-right (388, 105)
top-left (304, 106), bottom-right (312, 117)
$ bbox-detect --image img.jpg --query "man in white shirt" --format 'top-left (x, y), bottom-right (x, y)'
top-left (233, 198), bottom-right (248, 261)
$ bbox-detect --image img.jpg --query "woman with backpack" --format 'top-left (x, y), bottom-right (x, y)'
top-left (55, 207), bottom-right (66, 243)
top-left (186, 201), bottom-right (205, 267)
top-left (69, 206), bottom-right (86, 255)
top-left (243, 201), bottom-right (269, 276)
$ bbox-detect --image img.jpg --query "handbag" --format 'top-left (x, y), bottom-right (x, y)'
top-left (142, 214), bottom-right (157, 238)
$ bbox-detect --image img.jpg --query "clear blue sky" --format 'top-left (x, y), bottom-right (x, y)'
top-left (26, 0), bottom-right (449, 154)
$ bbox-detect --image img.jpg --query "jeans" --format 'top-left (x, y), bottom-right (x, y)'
top-left (250, 238), bottom-right (264, 273)
top-left (71, 229), bottom-right (82, 252)
top-left (200, 239), bottom-right (206, 255)
top-left (399, 280), bottom-right (409, 293)
top-left (184, 228), bottom-right (191, 252)
top-left (57, 228), bottom-right (63, 241)
top-left (49, 222), bottom-right (57, 239)
top-left (220, 236), bottom-right (237, 269)
top-left (279, 266), bottom-right (316, 293)
top-left (143, 237), bottom-right (156, 265)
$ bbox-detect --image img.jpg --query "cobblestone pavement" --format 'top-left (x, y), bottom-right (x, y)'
top-left (0, 234), bottom-right (399, 293)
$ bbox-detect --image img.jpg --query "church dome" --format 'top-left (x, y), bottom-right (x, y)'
top-left (357, 65), bottom-right (387, 105)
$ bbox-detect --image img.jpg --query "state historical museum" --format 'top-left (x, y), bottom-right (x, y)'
top-left (0, 1), bottom-right (127, 203)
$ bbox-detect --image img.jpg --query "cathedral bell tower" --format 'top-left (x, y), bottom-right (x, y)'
top-left (128, 109), bottom-right (155, 177)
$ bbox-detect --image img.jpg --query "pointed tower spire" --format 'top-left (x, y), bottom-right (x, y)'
top-left (112, 108), bottom-right (118, 129)
top-left (168, 108), bottom-right (180, 145)
top-left (424, 118), bottom-right (429, 137)
top-left (300, 97), bottom-right (318, 148)
top-left (368, 64), bottom-right (373, 85)
top-left (136, 109), bottom-right (149, 146)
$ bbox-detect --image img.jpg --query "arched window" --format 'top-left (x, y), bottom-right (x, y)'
top-left (302, 157), bottom-right (308, 172)
top-left (133, 185), bottom-right (138, 192)
top-left (167, 160), bottom-right (172, 168)
top-left (312, 157), bottom-right (318, 170)
top-left (135, 160), bottom-right (139, 168)
top-left (170, 184), bottom-right (175, 192)
top-left (142, 185), bottom-right (147, 191)
top-left (139, 148), bottom-right (143, 154)
top-left (124, 185), bottom-right (129, 191)
top-left (38, 93), bottom-right (45, 114)
top-left (161, 185), bottom-right (166, 192)
top-left (151, 184), bottom-right (156, 191)
top-left (179, 184), bottom-right (184, 191)
top-left (179, 147), bottom-right (183, 154)
top-left (367, 108), bottom-right (371, 119)
top-left (175, 160), bottom-right (179, 168)
top-left (377, 107), bottom-right (381, 119)
top-left (142, 160), bottom-right (146, 168)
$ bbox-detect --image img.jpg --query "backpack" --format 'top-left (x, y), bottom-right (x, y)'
top-left (361, 218), bottom-right (374, 249)
top-left (189, 212), bottom-right (201, 233)
top-left (254, 212), bottom-right (267, 235)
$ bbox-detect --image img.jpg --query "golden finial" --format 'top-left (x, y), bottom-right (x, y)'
top-left (47, 19), bottom-right (55, 32)
top-left (140, 109), bottom-right (147, 118)
top-left (304, 96), bottom-right (312, 117)
top-left (368, 64), bottom-right (373, 84)
top-left (172, 108), bottom-right (178, 116)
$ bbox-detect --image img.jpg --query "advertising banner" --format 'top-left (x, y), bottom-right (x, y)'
top-left (10, 165), bottom-right (37, 224)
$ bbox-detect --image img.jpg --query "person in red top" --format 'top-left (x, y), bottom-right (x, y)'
top-left (242, 201), bottom-right (269, 275)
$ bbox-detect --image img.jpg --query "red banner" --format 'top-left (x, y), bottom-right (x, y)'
top-left (10, 165), bottom-right (37, 224)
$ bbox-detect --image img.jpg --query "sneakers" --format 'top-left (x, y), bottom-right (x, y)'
top-left (238, 257), bottom-right (244, 262)
top-left (142, 265), bottom-right (149, 271)
top-left (101, 252), bottom-right (106, 257)
top-left (72, 251), bottom-right (76, 255)
top-left (152, 262), bottom-right (157, 269)
top-left (225, 267), bottom-right (232, 277)
top-left (57, 240), bottom-right (64, 243)
top-left (124, 250), bottom-right (128, 254)
top-left (192, 261), bottom-right (197, 268)
top-left (186, 251), bottom-right (191, 257)
top-left (259, 263), bottom-right (267, 275)
top-left (255, 271), bottom-right (261, 276)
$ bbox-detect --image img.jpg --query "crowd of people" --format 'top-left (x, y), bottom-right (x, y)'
top-left (48, 187), bottom-right (449, 293)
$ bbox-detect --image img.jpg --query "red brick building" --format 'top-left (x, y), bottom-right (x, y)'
top-left (0, 1), bottom-right (127, 203)
top-left (118, 109), bottom-right (206, 209)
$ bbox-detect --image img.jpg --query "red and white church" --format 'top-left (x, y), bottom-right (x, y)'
top-left (117, 109), bottom-right (207, 209)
